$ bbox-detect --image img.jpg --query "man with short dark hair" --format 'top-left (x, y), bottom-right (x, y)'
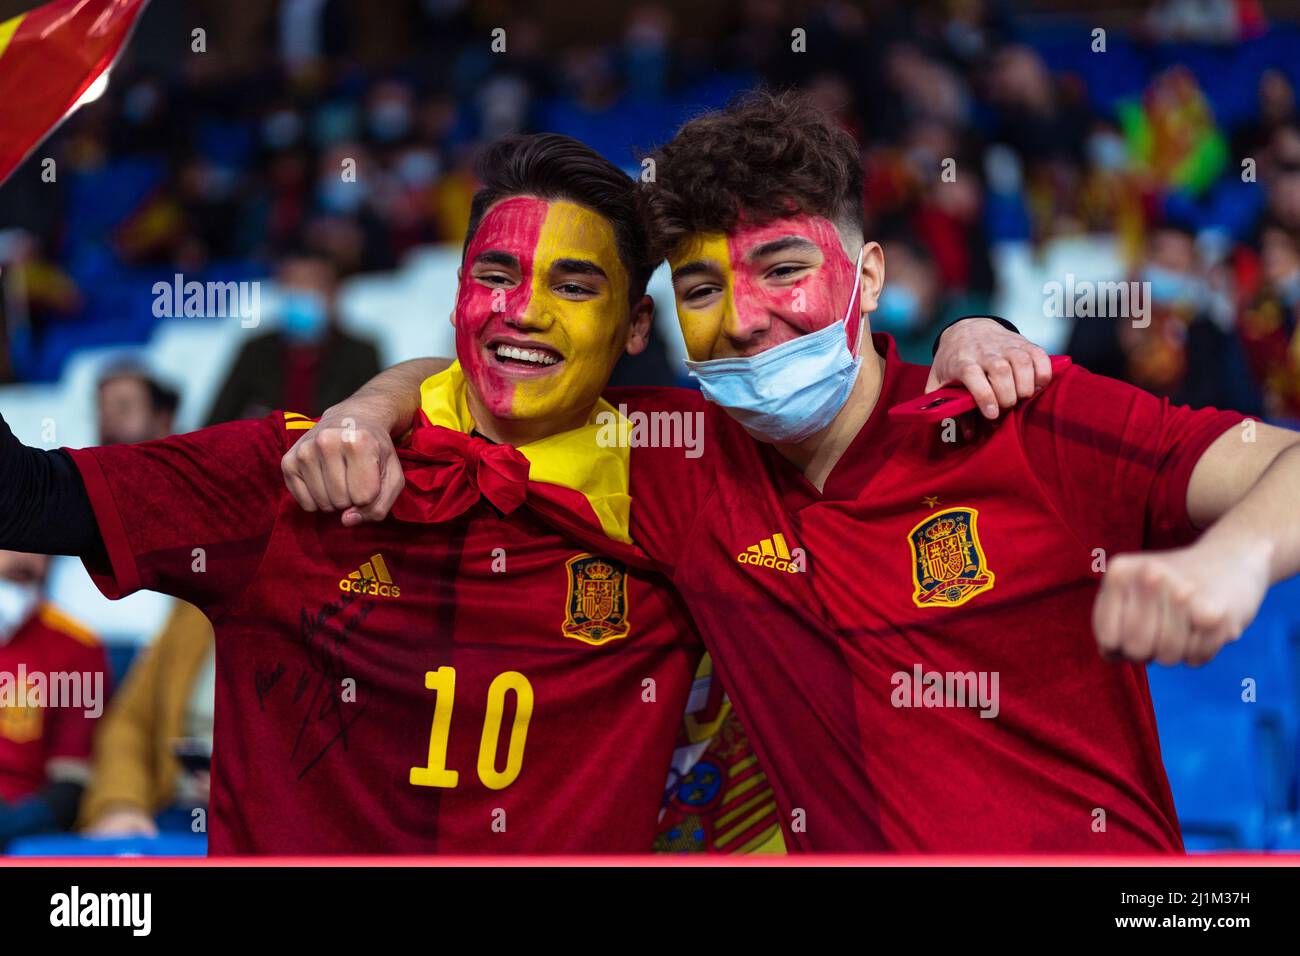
top-left (0, 134), bottom-right (715, 853)
top-left (95, 364), bottom-right (178, 446)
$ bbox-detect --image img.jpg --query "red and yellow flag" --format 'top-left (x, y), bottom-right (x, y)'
top-left (0, 0), bottom-right (150, 185)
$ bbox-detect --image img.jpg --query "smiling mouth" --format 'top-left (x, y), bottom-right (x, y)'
top-left (485, 339), bottom-right (564, 375)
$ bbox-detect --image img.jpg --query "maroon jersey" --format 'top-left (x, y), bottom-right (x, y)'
top-left (615, 334), bottom-right (1243, 853)
top-left (67, 413), bottom-right (701, 854)
top-left (0, 605), bottom-right (106, 801)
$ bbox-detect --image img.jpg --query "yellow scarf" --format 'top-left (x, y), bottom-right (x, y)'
top-left (418, 362), bottom-right (632, 543)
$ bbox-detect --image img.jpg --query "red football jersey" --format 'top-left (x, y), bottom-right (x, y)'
top-left (0, 605), bottom-right (107, 801)
top-left (614, 334), bottom-right (1244, 853)
top-left (67, 414), bottom-right (702, 854)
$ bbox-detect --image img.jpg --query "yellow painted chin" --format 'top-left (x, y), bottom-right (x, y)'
top-left (504, 199), bottom-right (629, 421)
top-left (669, 232), bottom-right (733, 361)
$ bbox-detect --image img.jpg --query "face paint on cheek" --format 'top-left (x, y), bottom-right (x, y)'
top-left (455, 196), bottom-right (549, 416)
top-left (726, 214), bottom-right (858, 339)
top-left (670, 233), bottom-right (733, 362)
top-left (507, 200), bottom-right (629, 419)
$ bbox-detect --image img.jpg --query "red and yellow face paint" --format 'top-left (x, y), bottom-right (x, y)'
top-left (455, 196), bottom-right (631, 430)
top-left (668, 212), bottom-right (861, 362)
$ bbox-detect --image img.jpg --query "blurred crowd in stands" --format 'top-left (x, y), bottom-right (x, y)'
top-left (3, 0), bottom-right (1300, 851)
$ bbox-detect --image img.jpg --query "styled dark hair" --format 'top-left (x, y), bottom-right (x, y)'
top-left (640, 90), bottom-right (865, 262)
top-left (463, 133), bottom-right (652, 299)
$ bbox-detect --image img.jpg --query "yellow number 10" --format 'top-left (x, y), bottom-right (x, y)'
top-left (409, 667), bottom-right (534, 791)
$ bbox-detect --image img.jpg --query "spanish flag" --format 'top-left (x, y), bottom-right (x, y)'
top-left (0, 0), bottom-right (150, 185)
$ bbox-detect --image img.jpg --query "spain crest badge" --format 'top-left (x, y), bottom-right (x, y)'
top-left (908, 507), bottom-right (996, 608)
top-left (562, 554), bottom-right (631, 645)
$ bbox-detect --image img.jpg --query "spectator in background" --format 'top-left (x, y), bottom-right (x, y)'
top-left (0, 551), bottom-right (107, 850)
top-left (96, 363), bottom-right (179, 445)
top-left (1240, 219), bottom-right (1300, 422)
top-left (1068, 220), bottom-right (1259, 412)
top-left (0, 230), bottom-right (83, 367)
top-left (47, 365), bottom-right (180, 651)
top-left (79, 602), bottom-right (214, 838)
top-left (873, 231), bottom-right (942, 363)
top-left (205, 245), bottom-right (381, 425)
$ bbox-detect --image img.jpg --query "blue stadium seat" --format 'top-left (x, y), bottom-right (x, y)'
top-left (1152, 703), bottom-right (1270, 848)
top-left (103, 642), bottom-right (141, 694)
top-left (5, 833), bottom-right (206, 857)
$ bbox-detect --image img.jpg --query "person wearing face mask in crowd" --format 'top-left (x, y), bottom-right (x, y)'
top-left (1239, 220), bottom-right (1300, 422)
top-left (871, 232), bottom-right (942, 362)
top-left (205, 245), bottom-right (381, 426)
top-left (1067, 220), bottom-right (1261, 412)
top-left (0, 550), bottom-right (108, 850)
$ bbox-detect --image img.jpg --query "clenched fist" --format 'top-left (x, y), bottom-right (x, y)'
top-left (1092, 541), bottom-right (1272, 666)
top-left (281, 403), bottom-right (403, 526)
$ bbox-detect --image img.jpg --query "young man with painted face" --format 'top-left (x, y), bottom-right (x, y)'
top-left (0, 136), bottom-right (726, 854)
top-left (298, 95), bottom-right (1300, 854)
top-left (632, 93), bottom-right (1300, 852)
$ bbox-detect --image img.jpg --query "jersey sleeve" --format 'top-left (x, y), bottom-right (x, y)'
top-left (62, 413), bottom-right (293, 616)
top-left (1016, 365), bottom-right (1245, 552)
top-left (607, 387), bottom-right (719, 573)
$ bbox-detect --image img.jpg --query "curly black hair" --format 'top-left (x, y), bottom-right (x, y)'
top-left (639, 90), bottom-right (865, 263)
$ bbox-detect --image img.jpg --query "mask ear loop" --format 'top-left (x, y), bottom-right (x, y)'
top-left (844, 245), bottom-right (867, 359)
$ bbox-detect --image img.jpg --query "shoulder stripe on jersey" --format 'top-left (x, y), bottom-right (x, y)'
top-left (37, 604), bottom-right (100, 648)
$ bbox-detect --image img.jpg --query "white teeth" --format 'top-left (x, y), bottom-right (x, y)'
top-left (495, 344), bottom-right (559, 366)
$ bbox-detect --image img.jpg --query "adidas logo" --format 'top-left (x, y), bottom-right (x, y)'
top-left (736, 533), bottom-right (804, 574)
top-left (338, 553), bottom-right (401, 598)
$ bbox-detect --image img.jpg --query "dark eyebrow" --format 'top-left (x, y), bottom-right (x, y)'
top-left (551, 258), bottom-right (608, 280)
top-left (473, 250), bottom-right (520, 269)
top-left (747, 236), bottom-right (820, 260)
top-left (670, 260), bottom-right (720, 283)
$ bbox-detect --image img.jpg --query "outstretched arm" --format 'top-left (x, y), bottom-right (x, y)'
top-left (1094, 423), bottom-right (1300, 665)
top-left (280, 357), bottom-right (450, 525)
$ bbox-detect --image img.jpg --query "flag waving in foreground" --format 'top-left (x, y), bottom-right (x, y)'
top-left (0, 0), bottom-right (150, 186)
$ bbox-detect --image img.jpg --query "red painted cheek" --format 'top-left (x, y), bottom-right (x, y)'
top-left (455, 281), bottom-right (532, 412)
top-left (726, 214), bottom-right (857, 338)
top-left (454, 197), bottom-right (547, 412)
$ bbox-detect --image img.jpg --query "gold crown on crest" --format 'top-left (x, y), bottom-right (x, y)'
top-left (925, 518), bottom-right (957, 539)
top-left (583, 559), bottom-right (616, 580)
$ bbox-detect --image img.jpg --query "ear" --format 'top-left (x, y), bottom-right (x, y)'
top-left (624, 295), bottom-right (654, 356)
top-left (450, 267), bottom-right (462, 328)
top-left (858, 241), bottom-right (885, 315)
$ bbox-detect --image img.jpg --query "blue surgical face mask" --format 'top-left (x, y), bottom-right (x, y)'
top-left (684, 247), bottom-right (865, 444)
top-left (1144, 264), bottom-right (1204, 309)
top-left (280, 290), bottom-right (328, 342)
top-left (873, 283), bottom-right (922, 334)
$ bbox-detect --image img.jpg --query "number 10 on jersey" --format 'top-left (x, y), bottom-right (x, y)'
top-left (409, 666), bottom-right (534, 790)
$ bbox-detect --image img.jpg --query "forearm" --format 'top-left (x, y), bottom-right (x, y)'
top-left (1196, 441), bottom-right (1300, 586)
top-left (326, 357), bottom-right (449, 436)
top-left (0, 413), bottom-right (105, 557)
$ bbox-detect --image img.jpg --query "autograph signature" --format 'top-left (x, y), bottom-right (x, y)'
top-left (254, 582), bottom-right (376, 779)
